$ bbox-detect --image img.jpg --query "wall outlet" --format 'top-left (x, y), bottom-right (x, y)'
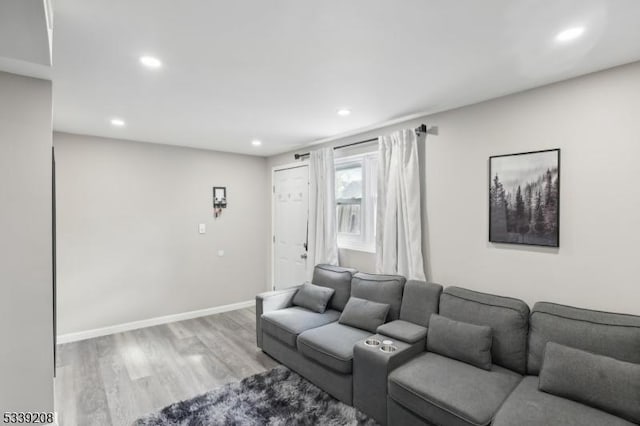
top-left (217, 249), bottom-right (225, 257)
top-left (199, 224), bottom-right (206, 234)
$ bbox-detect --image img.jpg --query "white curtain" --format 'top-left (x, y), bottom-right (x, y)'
top-left (376, 129), bottom-right (426, 280)
top-left (308, 147), bottom-right (339, 276)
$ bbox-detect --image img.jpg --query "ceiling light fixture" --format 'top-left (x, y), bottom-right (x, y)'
top-left (555, 27), bottom-right (585, 42)
top-left (110, 118), bottom-right (125, 127)
top-left (139, 56), bottom-right (162, 69)
top-left (337, 108), bottom-right (351, 116)
top-left (251, 139), bottom-right (262, 147)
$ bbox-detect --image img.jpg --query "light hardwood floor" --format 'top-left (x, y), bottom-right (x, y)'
top-left (54, 307), bottom-right (279, 426)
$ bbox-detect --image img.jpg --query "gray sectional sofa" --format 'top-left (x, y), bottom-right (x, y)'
top-left (256, 264), bottom-right (640, 425)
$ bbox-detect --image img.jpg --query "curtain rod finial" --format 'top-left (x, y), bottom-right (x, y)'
top-left (416, 124), bottom-right (438, 136)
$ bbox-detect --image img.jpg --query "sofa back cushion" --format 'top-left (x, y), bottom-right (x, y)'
top-left (399, 280), bottom-right (443, 327)
top-left (427, 314), bottom-right (493, 370)
top-left (539, 342), bottom-right (640, 424)
top-left (339, 297), bottom-right (390, 333)
top-left (528, 302), bottom-right (640, 375)
top-left (439, 286), bottom-right (529, 374)
top-left (312, 264), bottom-right (357, 311)
top-left (350, 272), bottom-right (406, 321)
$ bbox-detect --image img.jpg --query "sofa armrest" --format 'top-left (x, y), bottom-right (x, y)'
top-left (376, 320), bottom-right (428, 344)
top-left (255, 286), bottom-right (300, 348)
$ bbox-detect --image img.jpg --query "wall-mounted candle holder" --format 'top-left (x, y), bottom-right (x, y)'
top-left (213, 186), bottom-right (227, 218)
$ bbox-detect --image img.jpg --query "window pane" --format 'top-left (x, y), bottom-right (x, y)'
top-left (336, 161), bottom-right (362, 235)
top-left (335, 163), bottom-right (362, 200)
top-left (337, 204), bottom-right (361, 234)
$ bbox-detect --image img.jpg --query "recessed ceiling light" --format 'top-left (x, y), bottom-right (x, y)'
top-left (555, 27), bottom-right (585, 42)
top-left (139, 56), bottom-right (162, 69)
top-left (110, 118), bottom-right (125, 127)
top-left (337, 108), bottom-right (351, 116)
top-left (251, 139), bottom-right (262, 147)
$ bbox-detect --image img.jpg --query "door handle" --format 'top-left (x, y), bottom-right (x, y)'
top-left (300, 253), bottom-right (308, 259)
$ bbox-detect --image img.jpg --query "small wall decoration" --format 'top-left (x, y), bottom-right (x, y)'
top-left (213, 186), bottom-right (227, 218)
top-left (489, 149), bottom-right (560, 247)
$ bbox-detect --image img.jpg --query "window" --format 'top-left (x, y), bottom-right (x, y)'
top-left (335, 152), bottom-right (377, 252)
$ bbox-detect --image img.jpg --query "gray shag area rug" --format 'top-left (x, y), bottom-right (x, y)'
top-left (133, 365), bottom-right (377, 426)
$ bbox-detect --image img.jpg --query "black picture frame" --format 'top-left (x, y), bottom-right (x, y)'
top-left (213, 186), bottom-right (227, 208)
top-left (489, 148), bottom-right (560, 247)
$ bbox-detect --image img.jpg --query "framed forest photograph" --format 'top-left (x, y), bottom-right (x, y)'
top-left (489, 149), bottom-right (560, 247)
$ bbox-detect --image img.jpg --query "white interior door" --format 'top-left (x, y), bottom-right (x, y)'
top-left (273, 165), bottom-right (309, 290)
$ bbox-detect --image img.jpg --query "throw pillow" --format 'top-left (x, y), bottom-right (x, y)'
top-left (427, 314), bottom-right (493, 370)
top-left (339, 297), bottom-right (390, 333)
top-left (292, 282), bottom-right (335, 313)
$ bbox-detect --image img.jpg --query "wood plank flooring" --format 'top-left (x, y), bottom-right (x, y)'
top-left (54, 307), bottom-right (279, 426)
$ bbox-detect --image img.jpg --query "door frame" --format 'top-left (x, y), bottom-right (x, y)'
top-left (271, 160), bottom-right (309, 290)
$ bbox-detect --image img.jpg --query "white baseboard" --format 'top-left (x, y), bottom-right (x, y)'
top-left (57, 299), bottom-right (254, 344)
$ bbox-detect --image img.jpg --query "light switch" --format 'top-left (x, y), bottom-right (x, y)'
top-left (199, 224), bottom-right (206, 234)
top-left (217, 249), bottom-right (225, 257)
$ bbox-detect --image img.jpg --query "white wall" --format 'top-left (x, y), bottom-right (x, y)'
top-left (0, 71), bottom-right (53, 412)
top-left (269, 61), bottom-right (640, 315)
top-left (54, 133), bottom-right (270, 334)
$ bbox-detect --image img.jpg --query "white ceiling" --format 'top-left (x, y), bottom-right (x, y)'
top-left (0, 0), bottom-right (52, 79)
top-left (46, 0), bottom-right (640, 156)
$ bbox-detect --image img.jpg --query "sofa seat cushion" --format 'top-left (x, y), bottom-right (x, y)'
top-left (493, 376), bottom-right (635, 426)
top-left (388, 352), bottom-right (522, 426)
top-left (376, 320), bottom-right (427, 343)
top-left (297, 322), bottom-right (371, 374)
top-left (261, 307), bottom-right (340, 347)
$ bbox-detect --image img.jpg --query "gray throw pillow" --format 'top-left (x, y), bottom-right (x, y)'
top-left (339, 297), bottom-right (390, 333)
top-left (539, 342), bottom-right (640, 424)
top-left (427, 314), bottom-right (493, 370)
top-left (292, 282), bottom-right (335, 313)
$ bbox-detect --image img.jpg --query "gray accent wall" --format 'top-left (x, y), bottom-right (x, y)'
top-left (268, 60), bottom-right (640, 315)
top-left (0, 71), bottom-right (54, 412)
top-left (54, 133), bottom-right (270, 334)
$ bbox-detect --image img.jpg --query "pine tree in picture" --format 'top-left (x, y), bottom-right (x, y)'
top-left (489, 149), bottom-right (560, 247)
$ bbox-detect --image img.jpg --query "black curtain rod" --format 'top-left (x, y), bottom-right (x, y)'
top-left (294, 124), bottom-right (437, 160)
